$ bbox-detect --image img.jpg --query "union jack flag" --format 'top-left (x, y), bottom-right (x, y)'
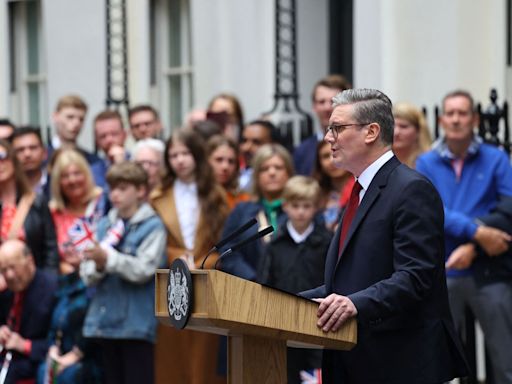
top-left (101, 219), bottom-right (125, 247)
top-left (300, 368), bottom-right (322, 384)
top-left (68, 217), bottom-right (96, 252)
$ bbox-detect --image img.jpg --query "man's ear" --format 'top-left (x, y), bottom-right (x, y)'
top-left (364, 123), bottom-right (381, 144)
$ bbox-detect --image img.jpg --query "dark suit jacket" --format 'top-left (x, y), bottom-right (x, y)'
top-left (0, 270), bottom-right (58, 382)
top-left (304, 156), bottom-right (467, 383)
top-left (219, 201), bottom-right (287, 281)
top-left (293, 136), bottom-right (318, 176)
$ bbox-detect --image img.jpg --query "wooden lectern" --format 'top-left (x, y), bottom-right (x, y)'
top-left (155, 269), bottom-right (357, 383)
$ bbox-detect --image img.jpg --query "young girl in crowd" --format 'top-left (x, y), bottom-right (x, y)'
top-left (207, 134), bottom-right (250, 210)
top-left (151, 129), bottom-right (229, 384)
top-left (312, 140), bottom-right (354, 232)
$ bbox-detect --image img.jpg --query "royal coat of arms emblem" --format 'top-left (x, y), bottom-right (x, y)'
top-left (167, 258), bottom-right (193, 329)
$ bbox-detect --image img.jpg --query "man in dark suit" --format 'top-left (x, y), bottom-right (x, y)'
top-left (293, 74), bottom-right (351, 175)
top-left (0, 239), bottom-right (58, 383)
top-left (304, 88), bottom-right (467, 383)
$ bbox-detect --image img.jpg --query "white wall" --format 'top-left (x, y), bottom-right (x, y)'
top-left (354, 0), bottom-right (507, 129)
top-left (5, 0), bottom-right (511, 145)
top-left (43, 0), bottom-right (106, 150)
top-left (190, 0), bottom-right (275, 123)
top-left (296, 0), bottom-right (329, 119)
top-left (127, 0), bottom-right (151, 106)
top-left (191, 0), bottom-right (328, 125)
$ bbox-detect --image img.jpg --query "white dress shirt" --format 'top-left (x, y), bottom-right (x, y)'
top-left (287, 221), bottom-right (314, 244)
top-left (355, 150), bottom-right (394, 203)
top-left (173, 179), bottom-right (200, 250)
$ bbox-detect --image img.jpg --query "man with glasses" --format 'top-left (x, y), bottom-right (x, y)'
top-left (128, 105), bottom-right (163, 141)
top-left (132, 138), bottom-right (165, 193)
top-left (303, 88), bottom-right (467, 383)
top-left (417, 90), bottom-right (512, 384)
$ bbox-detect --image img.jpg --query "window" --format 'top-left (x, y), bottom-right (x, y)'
top-left (8, 0), bottom-right (47, 132)
top-left (152, 0), bottom-right (193, 132)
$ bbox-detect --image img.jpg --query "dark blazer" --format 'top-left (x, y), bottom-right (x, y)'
top-left (219, 201), bottom-right (287, 281)
top-left (304, 156), bottom-right (467, 383)
top-left (0, 270), bottom-right (58, 382)
top-left (293, 136), bottom-right (318, 176)
top-left (257, 221), bottom-right (331, 293)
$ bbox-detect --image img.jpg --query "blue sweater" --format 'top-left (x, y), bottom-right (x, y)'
top-left (416, 141), bottom-right (512, 277)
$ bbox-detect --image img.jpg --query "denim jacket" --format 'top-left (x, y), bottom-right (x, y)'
top-left (81, 202), bottom-right (166, 342)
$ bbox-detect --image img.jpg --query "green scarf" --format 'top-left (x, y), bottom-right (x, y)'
top-left (261, 198), bottom-right (283, 231)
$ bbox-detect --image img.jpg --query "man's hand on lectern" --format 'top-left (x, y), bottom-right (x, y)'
top-left (314, 294), bottom-right (357, 333)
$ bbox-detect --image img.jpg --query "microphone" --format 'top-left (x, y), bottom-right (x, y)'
top-left (214, 226), bottom-right (274, 270)
top-left (199, 217), bottom-right (257, 269)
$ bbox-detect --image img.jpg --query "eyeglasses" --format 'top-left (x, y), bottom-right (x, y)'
top-left (136, 160), bottom-right (161, 168)
top-left (324, 123), bottom-right (371, 139)
top-left (0, 151), bottom-right (8, 161)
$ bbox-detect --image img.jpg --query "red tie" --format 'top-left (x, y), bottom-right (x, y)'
top-left (7, 292), bottom-right (25, 332)
top-left (338, 181), bottom-right (363, 257)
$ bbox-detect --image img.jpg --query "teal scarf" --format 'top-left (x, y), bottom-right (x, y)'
top-left (261, 199), bottom-right (283, 231)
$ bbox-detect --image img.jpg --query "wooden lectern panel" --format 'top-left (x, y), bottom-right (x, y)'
top-left (155, 269), bottom-right (356, 351)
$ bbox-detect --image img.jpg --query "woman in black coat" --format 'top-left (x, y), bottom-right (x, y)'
top-left (0, 139), bottom-right (58, 271)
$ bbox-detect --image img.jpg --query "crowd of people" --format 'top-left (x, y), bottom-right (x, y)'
top-left (0, 74), bottom-right (510, 384)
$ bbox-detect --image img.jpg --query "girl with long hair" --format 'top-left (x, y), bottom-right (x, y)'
top-left (151, 129), bottom-right (229, 384)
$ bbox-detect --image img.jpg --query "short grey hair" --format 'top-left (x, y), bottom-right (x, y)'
top-left (132, 138), bottom-right (165, 162)
top-left (441, 89), bottom-right (475, 114)
top-left (332, 88), bottom-right (394, 145)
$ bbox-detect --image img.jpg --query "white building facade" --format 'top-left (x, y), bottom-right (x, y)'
top-left (0, 0), bottom-right (510, 150)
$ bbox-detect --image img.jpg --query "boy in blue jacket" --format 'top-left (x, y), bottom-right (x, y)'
top-left (80, 161), bottom-right (166, 384)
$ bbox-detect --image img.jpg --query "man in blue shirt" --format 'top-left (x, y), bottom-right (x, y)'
top-left (417, 90), bottom-right (512, 384)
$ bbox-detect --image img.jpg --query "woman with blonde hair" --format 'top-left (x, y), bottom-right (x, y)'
top-left (392, 102), bottom-right (432, 168)
top-left (220, 143), bottom-right (294, 281)
top-left (49, 148), bottom-right (108, 273)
